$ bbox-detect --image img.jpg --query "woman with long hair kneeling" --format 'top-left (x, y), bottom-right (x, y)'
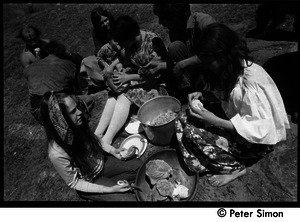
top-left (175, 23), bottom-right (290, 187)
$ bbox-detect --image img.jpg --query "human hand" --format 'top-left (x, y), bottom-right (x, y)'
top-left (112, 72), bottom-right (130, 86)
top-left (143, 60), bottom-right (166, 76)
top-left (110, 183), bottom-right (131, 193)
top-left (188, 92), bottom-right (204, 105)
top-left (188, 105), bottom-right (218, 127)
top-left (110, 147), bottom-right (127, 160)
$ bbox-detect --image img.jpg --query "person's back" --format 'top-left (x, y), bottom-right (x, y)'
top-left (23, 40), bottom-right (83, 123)
top-left (186, 12), bottom-right (216, 52)
top-left (24, 54), bottom-right (77, 96)
top-left (153, 4), bottom-right (216, 45)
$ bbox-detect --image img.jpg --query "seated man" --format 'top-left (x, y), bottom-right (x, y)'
top-left (23, 40), bottom-right (94, 124)
top-left (18, 24), bottom-right (50, 68)
top-left (153, 4), bottom-right (216, 103)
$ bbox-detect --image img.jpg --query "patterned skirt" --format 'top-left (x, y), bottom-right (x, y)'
top-left (175, 112), bottom-right (274, 174)
top-left (124, 83), bottom-right (168, 108)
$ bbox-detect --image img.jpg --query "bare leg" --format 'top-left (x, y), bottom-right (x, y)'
top-left (102, 94), bottom-right (131, 145)
top-left (208, 168), bottom-right (247, 187)
top-left (94, 97), bottom-right (117, 137)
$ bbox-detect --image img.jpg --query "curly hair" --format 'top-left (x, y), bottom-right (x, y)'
top-left (195, 23), bottom-right (253, 101)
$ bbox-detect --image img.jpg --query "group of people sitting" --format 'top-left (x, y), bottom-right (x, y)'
top-left (18, 4), bottom-right (290, 201)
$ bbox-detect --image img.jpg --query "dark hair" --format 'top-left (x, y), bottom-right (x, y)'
top-left (195, 23), bottom-right (253, 101)
top-left (112, 15), bottom-right (140, 44)
top-left (45, 40), bottom-right (66, 54)
top-left (91, 7), bottom-right (114, 34)
top-left (17, 24), bottom-right (41, 41)
top-left (43, 40), bottom-right (69, 59)
top-left (40, 92), bottom-right (104, 176)
top-left (153, 3), bottom-right (191, 21)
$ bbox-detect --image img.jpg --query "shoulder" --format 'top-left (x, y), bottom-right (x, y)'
top-left (232, 62), bottom-right (273, 100)
top-left (20, 50), bottom-right (36, 68)
top-left (187, 12), bottom-right (216, 29)
top-left (243, 62), bottom-right (270, 84)
top-left (48, 141), bottom-right (69, 160)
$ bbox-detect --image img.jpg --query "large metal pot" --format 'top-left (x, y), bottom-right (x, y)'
top-left (137, 96), bottom-right (181, 146)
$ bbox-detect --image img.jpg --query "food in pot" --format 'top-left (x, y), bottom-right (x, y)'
top-left (149, 185), bottom-right (168, 201)
top-left (156, 179), bottom-right (175, 197)
top-left (145, 159), bottom-right (173, 185)
top-left (147, 110), bottom-right (177, 126)
top-left (172, 184), bottom-right (189, 199)
top-left (120, 145), bottom-right (139, 161)
top-left (145, 159), bottom-right (190, 201)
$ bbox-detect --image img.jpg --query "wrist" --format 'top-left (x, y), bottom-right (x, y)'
top-left (159, 62), bottom-right (167, 70)
top-left (102, 186), bottom-right (113, 193)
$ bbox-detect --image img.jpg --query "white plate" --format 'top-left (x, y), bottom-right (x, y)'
top-left (119, 134), bottom-right (148, 158)
top-left (125, 120), bottom-right (144, 134)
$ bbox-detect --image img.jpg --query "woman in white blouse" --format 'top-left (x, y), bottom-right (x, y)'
top-left (40, 91), bottom-right (142, 201)
top-left (175, 23), bottom-right (290, 187)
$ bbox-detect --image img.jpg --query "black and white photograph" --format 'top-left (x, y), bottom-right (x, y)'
top-left (3, 2), bottom-right (298, 205)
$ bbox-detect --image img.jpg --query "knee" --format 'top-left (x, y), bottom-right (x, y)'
top-left (168, 41), bottom-right (187, 56)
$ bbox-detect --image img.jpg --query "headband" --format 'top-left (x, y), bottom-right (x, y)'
top-left (48, 92), bottom-right (73, 145)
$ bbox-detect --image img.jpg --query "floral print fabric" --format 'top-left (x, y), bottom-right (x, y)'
top-left (123, 30), bottom-right (168, 107)
top-left (175, 112), bottom-right (274, 174)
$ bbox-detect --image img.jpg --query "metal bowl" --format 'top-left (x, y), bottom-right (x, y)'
top-left (137, 96), bottom-right (181, 145)
top-left (135, 149), bottom-right (198, 201)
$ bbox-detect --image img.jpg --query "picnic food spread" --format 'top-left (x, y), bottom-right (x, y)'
top-left (145, 159), bottom-right (190, 201)
top-left (147, 110), bottom-right (178, 126)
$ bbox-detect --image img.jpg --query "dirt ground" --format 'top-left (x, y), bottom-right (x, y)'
top-left (3, 3), bottom-right (298, 203)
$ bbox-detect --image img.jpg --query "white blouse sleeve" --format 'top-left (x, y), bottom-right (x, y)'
top-left (48, 142), bottom-right (106, 193)
top-left (230, 88), bottom-right (278, 144)
top-left (224, 64), bottom-right (290, 145)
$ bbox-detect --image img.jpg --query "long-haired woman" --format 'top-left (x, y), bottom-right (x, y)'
top-left (40, 91), bottom-right (142, 201)
top-left (175, 23), bottom-right (290, 187)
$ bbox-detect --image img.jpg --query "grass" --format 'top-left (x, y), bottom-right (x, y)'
top-left (3, 3), bottom-right (297, 202)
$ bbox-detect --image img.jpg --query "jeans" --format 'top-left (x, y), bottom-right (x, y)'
top-left (77, 156), bottom-right (143, 201)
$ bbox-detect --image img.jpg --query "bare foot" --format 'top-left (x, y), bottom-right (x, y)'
top-left (207, 169), bottom-right (247, 187)
top-left (100, 139), bottom-right (122, 159)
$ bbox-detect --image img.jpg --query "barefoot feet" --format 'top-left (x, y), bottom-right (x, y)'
top-left (207, 169), bottom-right (247, 187)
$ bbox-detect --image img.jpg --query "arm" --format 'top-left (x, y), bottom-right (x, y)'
top-left (20, 51), bottom-right (36, 68)
top-left (188, 92), bottom-right (236, 133)
top-left (48, 142), bottom-right (129, 193)
top-left (175, 55), bottom-right (201, 71)
top-left (188, 104), bottom-right (236, 133)
top-left (142, 37), bottom-right (169, 75)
